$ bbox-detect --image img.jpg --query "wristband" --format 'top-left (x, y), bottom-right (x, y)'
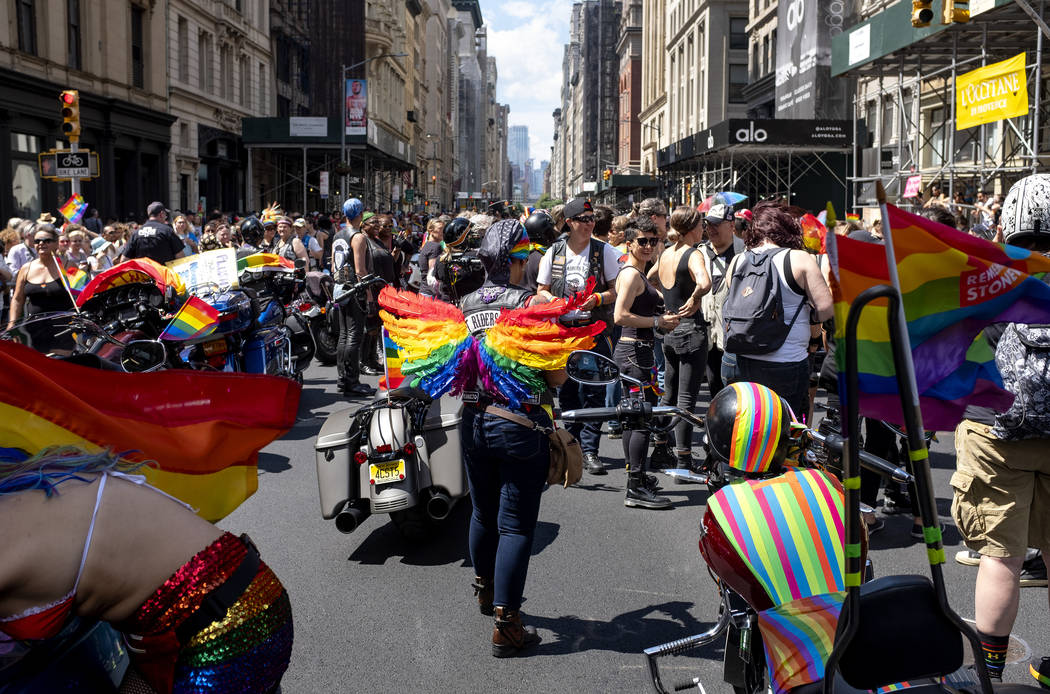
top-left (593, 293), bottom-right (603, 307)
top-left (653, 315), bottom-right (660, 330)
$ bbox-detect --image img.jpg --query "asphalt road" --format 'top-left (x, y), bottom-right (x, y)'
top-left (223, 361), bottom-right (1048, 693)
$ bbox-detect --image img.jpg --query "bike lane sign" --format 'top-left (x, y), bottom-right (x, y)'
top-left (56, 151), bottom-right (90, 178)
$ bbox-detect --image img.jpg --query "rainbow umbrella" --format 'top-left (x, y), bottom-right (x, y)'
top-left (697, 191), bottom-right (748, 213)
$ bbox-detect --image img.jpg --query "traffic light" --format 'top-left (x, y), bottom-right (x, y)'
top-left (602, 169), bottom-right (611, 181)
top-left (942, 0), bottom-right (969, 24)
top-left (431, 175), bottom-right (436, 183)
top-left (60, 90), bottom-right (81, 142)
top-left (911, 0), bottom-right (933, 26)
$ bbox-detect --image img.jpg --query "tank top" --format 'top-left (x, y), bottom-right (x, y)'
top-left (621, 266), bottom-right (660, 342)
top-left (661, 247), bottom-right (697, 316)
top-left (273, 238), bottom-right (298, 263)
top-left (746, 249), bottom-right (811, 364)
top-left (24, 278), bottom-right (74, 315)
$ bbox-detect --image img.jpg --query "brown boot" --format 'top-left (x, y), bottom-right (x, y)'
top-left (491, 606), bottom-right (541, 658)
top-left (472, 576), bottom-right (493, 616)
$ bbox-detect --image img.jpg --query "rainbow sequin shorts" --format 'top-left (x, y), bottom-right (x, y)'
top-left (118, 532), bottom-right (293, 694)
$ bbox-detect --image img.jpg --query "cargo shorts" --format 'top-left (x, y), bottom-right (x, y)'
top-left (950, 419), bottom-right (1050, 558)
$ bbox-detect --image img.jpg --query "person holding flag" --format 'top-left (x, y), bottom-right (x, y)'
top-left (5, 223), bottom-right (78, 354)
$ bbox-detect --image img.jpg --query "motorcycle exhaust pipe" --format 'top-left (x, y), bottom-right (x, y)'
top-left (335, 504), bottom-right (370, 534)
top-left (424, 490), bottom-right (453, 521)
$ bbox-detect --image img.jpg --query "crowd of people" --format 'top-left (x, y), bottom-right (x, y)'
top-left (1, 175), bottom-right (1048, 685)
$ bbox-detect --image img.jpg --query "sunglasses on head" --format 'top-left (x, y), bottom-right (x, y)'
top-left (633, 237), bottom-right (659, 247)
top-left (571, 215), bottom-right (595, 223)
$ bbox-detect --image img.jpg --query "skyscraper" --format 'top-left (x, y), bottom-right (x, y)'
top-left (508, 125), bottom-right (530, 170)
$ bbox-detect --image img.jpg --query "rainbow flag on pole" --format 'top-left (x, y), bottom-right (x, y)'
top-left (379, 328), bottom-right (406, 391)
top-left (66, 266), bottom-right (89, 292)
top-left (59, 193), bottom-right (88, 224)
top-left (828, 203), bottom-right (1050, 430)
top-left (159, 295), bottom-right (220, 341)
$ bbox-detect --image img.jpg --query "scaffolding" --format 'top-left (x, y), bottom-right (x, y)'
top-left (837, 1), bottom-right (1048, 210)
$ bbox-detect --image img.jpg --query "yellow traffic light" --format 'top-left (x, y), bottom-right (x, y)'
top-left (911, 0), bottom-right (933, 26)
top-left (61, 90), bottom-right (81, 142)
top-left (942, 0), bottom-right (969, 24)
top-left (602, 169), bottom-right (611, 181)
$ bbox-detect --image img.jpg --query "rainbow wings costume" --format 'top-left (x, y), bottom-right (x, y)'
top-left (378, 280), bottom-right (604, 408)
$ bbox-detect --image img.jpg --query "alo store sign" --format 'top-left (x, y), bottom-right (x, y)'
top-left (725, 120), bottom-right (851, 148)
top-left (776, 0), bottom-right (860, 119)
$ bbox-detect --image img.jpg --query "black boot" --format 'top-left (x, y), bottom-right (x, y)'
top-left (645, 473), bottom-right (662, 491)
top-left (625, 471), bottom-right (672, 509)
top-left (649, 441), bottom-right (675, 470)
top-left (492, 607), bottom-right (541, 657)
top-left (583, 452), bottom-right (605, 475)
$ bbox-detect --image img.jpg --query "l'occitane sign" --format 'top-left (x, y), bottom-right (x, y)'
top-left (956, 53), bottom-right (1028, 130)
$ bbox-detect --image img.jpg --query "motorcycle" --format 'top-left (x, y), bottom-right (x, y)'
top-left (314, 385), bottom-right (468, 541)
top-left (0, 618), bottom-right (128, 693)
top-left (298, 270), bottom-right (338, 366)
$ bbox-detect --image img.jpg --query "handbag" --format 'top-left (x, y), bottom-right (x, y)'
top-left (478, 405), bottom-right (583, 488)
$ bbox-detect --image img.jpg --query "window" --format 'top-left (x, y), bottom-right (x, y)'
top-left (68, 0), bottom-right (81, 69)
top-left (239, 55), bottom-right (249, 107)
top-left (177, 17), bottom-right (188, 83)
top-left (199, 33), bottom-right (213, 93)
top-left (131, 5), bottom-right (145, 88)
top-left (179, 122), bottom-right (190, 147)
top-left (275, 34), bottom-right (290, 83)
top-left (728, 63), bottom-right (748, 103)
top-left (927, 107), bottom-right (947, 168)
top-left (729, 17), bottom-right (748, 50)
top-left (17, 0), bottom-right (37, 55)
top-left (258, 62), bottom-right (267, 113)
top-left (298, 47), bottom-right (309, 91)
top-left (221, 44), bottom-right (233, 100)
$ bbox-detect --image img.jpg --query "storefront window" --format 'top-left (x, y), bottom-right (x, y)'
top-left (12, 162), bottom-right (41, 220)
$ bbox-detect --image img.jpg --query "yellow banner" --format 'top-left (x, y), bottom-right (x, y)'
top-left (956, 53), bottom-right (1028, 130)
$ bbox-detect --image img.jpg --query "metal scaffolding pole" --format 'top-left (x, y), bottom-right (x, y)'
top-left (1032, 0), bottom-right (1045, 174)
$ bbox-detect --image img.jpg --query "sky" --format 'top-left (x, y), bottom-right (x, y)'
top-left (479, 0), bottom-right (573, 165)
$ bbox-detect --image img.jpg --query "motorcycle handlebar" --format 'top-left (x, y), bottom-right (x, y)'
top-left (803, 429), bottom-right (914, 484)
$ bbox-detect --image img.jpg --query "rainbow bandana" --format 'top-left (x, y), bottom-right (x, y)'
top-left (509, 228), bottom-right (531, 261)
top-left (728, 382), bottom-right (785, 473)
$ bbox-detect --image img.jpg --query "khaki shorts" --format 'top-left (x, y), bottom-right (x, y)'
top-left (950, 419), bottom-right (1050, 558)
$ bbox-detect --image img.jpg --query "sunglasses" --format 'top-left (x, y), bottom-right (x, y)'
top-left (33, 237), bottom-right (58, 245)
top-left (571, 215), bottom-right (595, 224)
top-left (632, 237), bottom-right (659, 247)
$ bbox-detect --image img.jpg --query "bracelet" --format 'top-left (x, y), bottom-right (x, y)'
top-left (653, 315), bottom-right (660, 330)
top-left (592, 293), bottom-right (602, 307)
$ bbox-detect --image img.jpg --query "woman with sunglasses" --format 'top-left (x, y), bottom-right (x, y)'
top-left (613, 218), bottom-right (681, 509)
top-left (6, 224), bottom-right (77, 353)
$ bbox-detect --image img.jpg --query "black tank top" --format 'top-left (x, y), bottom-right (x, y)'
top-left (661, 247), bottom-right (697, 315)
top-left (24, 278), bottom-right (74, 315)
top-left (621, 266), bottom-right (661, 341)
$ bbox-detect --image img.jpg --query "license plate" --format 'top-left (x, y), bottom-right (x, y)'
top-left (369, 459), bottom-right (405, 486)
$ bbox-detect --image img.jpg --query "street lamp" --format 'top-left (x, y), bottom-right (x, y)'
top-left (341, 52), bottom-right (408, 205)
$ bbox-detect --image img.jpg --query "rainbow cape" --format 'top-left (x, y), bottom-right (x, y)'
top-left (159, 295), bottom-right (220, 341)
top-left (0, 340), bottom-right (300, 520)
top-left (828, 203), bottom-right (1050, 431)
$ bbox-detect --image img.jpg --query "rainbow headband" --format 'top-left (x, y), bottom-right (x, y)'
top-left (509, 229), bottom-right (531, 261)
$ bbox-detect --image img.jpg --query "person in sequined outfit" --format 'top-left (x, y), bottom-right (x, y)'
top-left (0, 448), bottom-right (293, 693)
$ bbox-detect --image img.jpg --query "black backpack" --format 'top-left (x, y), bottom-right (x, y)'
top-left (722, 249), bottom-right (805, 355)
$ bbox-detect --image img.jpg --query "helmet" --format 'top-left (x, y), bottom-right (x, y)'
top-left (443, 217), bottom-right (471, 248)
top-left (523, 210), bottom-right (556, 246)
top-left (342, 197), bottom-right (364, 222)
top-left (1001, 174), bottom-right (1050, 246)
top-left (706, 382), bottom-right (793, 475)
top-left (239, 216), bottom-right (264, 247)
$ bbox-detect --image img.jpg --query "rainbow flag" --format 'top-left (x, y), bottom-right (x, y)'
top-left (159, 295), bottom-right (220, 341)
top-left (379, 328), bottom-right (406, 391)
top-left (237, 253), bottom-right (295, 272)
top-left (59, 193), bottom-right (88, 224)
top-left (758, 592), bottom-right (845, 694)
top-left (800, 214), bottom-right (828, 254)
top-left (66, 266), bottom-right (89, 292)
top-left (0, 340), bottom-right (300, 520)
top-left (828, 204), bottom-right (1050, 431)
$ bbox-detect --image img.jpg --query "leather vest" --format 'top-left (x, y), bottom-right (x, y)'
top-left (547, 238), bottom-right (613, 330)
top-left (460, 284), bottom-right (532, 338)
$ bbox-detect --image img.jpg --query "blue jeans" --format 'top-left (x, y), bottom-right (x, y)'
top-left (558, 333), bottom-right (612, 454)
top-left (460, 406), bottom-right (551, 611)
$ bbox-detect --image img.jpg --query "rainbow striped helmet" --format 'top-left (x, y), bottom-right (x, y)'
top-left (706, 382), bottom-right (792, 475)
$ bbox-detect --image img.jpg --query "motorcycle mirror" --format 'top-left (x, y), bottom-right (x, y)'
top-left (119, 340), bottom-right (167, 373)
top-left (565, 350), bottom-right (620, 385)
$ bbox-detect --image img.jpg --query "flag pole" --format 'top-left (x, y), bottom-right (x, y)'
top-left (52, 255), bottom-right (82, 315)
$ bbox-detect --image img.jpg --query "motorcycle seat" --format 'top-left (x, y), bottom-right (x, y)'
top-left (387, 387), bottom-right (433, 404)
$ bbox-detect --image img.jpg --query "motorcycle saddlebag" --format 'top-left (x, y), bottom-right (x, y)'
top-left (314, 407), bottom-right (359, 519)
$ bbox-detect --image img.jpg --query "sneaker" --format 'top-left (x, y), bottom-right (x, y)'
top-left (955, 549), bottom-right (982, 566)
top-left (882, 496), bottom-right (910, 516)
top-left (864, 518), bottom-right (886, 535)
top-left (1020, 554), bottom-right (1048, 588)
top-left (1030, 656), bottom-right (1050, 689)
top-left (343, 382), bottom-right (376, 396)
top-left (583, 453), bottom-right (606, 476)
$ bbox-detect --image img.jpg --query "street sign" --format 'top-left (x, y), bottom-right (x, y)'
top-left (404, 188), bottom-right (414, 202)
top-left (38, 149), bottom-right (99, 180)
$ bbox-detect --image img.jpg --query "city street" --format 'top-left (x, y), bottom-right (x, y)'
top-left (223, 362), bottom-right (1049, 693)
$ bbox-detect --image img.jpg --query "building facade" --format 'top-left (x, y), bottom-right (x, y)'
top-left (639, 0), bottom-right (668, 176)
top-left (0, 0), bottom-right (174, 222)
top-left (617, 0), bottom-right (643, 173)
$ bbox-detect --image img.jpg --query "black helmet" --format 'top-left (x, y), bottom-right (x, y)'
top-left (443, 217), bottom-right (471, 248)
top-left (706, 382), bottom-right (793, 476)
top-left (239, 216), bottom-right (264, 247)
top-left (523, 210), bottom-right (556, 247)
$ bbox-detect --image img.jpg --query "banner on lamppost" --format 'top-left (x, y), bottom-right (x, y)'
top-left (346, 79), bottom-right (367, 136)
top-left (319, 171), bottom-right (329, 199)
top-left (775, 0), bottom-right (859, 120)
top-left (956, 53), bottom-right (1028, 131)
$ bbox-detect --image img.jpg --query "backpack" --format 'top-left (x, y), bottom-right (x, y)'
top-left (991, 323), bottom-right (1050, 440)
top-left (722, 249), bottom-right (805, 355)
top-left (701, 244), bottom-right (733, 350)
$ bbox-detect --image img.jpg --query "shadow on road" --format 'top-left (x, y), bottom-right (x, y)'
top-left (527, 601), bottom-right (720, 657)
top-left (258, 452), bottom-right (292, 474)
